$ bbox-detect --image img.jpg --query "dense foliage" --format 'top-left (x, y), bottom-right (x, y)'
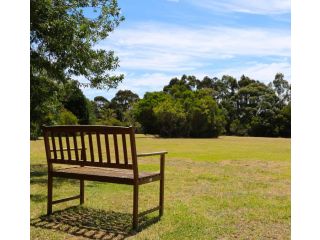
top-left (31, 71), bottom-right (290, 139)
top-left (30, 0), bottom-right (124, 139)
top-left (134, 89), bottom-right (224, 137)
top-left (134, 73), bottom-right (291, 138)
top-left (91, 90), bottom-right (140, 129)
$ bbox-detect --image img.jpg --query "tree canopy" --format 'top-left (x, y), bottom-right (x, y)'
top-left (110, 90), bottom-right (140, 122)
top-left (30, 0), bottom-right (124, 139)
top-left (133, 81), bottom-right (226, 138)
top-left (133, 73), bottom-right (291, 138)
top-left (30, 0), bottom-right (124, 87)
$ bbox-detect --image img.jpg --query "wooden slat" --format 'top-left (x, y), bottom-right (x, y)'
top-left (50, 147), bottom-right (84, 152)
top-left (80, 132), bottom-right (87, 161)
top-left (105, 134), bottom-right (111, 163)
top-left (51, 132), bottom-right (57, 160)
top-left (65, 132), bottom-right (71, 160)
top-left (52, 171), bottom-right (134, 185)
top-left (129, 129), bottom-right (139, 181)
top-left (43, 131), bottom-right (53, 172)
top-left (138, 174), bottom-right (161, 185)
top-left (96, 133), bottom-right (102, 163)
top-left (113, 134), bottom-right (119, 164)
top-left (58, 133), bottom-right (64, 160)
top-left (122, 134), bottom-right (128, 165)
top-left (50, 159), bottom-right (133, 169)
top-left (88, 133), bottom-right (94, 162)
top-left (52, 195), bottom-right (81, 205)
top-left (73, 133), bottom-right (79, 161)
top-left (138, 206), bottom-right (160, 217)
top-left (45, 125), bottom-right (132, 134)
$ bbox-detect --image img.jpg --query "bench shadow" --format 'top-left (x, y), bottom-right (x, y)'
top-left (30, 164), bottom-right (47, 178)
top-left (30, 194), bottom-right (47, 202)
top-left (31, 206), bottom-right (160, 239)
top-left (31, 164), bottom-right (82, 186)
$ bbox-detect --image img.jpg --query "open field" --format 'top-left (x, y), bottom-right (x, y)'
top-left (30, 135), bottom-right (290, 239)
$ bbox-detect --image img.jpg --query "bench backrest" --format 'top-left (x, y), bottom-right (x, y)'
top-left (42, 125), bottom-right (138, 176)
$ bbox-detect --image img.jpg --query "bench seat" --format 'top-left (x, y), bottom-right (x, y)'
top-left (52, 166), bottom-right (161, 185)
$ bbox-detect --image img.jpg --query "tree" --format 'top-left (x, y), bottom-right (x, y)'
top-left (86, 99), bottom-right (97, 125)
top-left (189, 90), bottom-right (225, 137)
top-left (94, 96), bottom-right (110, 109)
top-left (110, 90), bottom-right (140, 121)
top-left (31, 0), bottom-right (124, 87)
top-left (163, 76), bottom-right (191, 95)
top-left (61, 80), bottom-right (90, 124)
top-left (30, 0), bottom-right (124, 138)
top-left (133, 92), bottom-right (167, 134)
top-left (93, 96), bottom-right (110, 120)
top-left (232, 81), bottom-right (280, 136)
top-left (238, 75), bottom-right (256, 88)
top-left (197, 76), bottom-right (215, 90)
top-left (57, 108), bottom-right (79, 125)
top-left (271, 73), bottom-right (291, 106)
top-left (97, 108), bottom-right (123, 126)
top-left (135, 80), bottom-right (226, 138)
top-left (154, 98), bottom-right (188, 137)
top-left (30, 75), bottom-right (62, 139)
top-left (276, 103), bottom-right (291, 137)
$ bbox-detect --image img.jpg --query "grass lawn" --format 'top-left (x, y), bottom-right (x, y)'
top-left (30, 135), bottom-right (290, 239)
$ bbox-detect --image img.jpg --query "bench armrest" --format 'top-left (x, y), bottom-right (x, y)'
top-left (137, 151), bottom-right (167, 176)
top-left (137, 151), bottom-right (168, 157)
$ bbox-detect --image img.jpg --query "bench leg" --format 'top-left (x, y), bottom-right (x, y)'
top-left (80, 179), bottom-right (84, 204)
top-left (133, 184), bottom-right (139, 230)
top-left (47, 174), bottom-right (53, 215)
top-left (159, 176), bottom-right (164, 217)
top-left (159, 154), bottom-right (165, 217)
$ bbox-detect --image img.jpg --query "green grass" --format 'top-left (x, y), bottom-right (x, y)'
top-left (30, 135), bottom-right (290, 239)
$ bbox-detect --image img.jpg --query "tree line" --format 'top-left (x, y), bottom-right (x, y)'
top-left (134, 74), bottom-right (290, 138)
top-left (31, 73), bottom-right (290, 139)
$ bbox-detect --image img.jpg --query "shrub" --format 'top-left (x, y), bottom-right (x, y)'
top-left (57, 108), bottom-right (79, 125)
top-left (154, 98), bottom-right (188, 137)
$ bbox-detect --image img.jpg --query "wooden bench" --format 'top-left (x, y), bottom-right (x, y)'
top-left (42, 125), bottom-right (167, 230)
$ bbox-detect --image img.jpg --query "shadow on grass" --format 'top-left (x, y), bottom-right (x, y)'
top-left (31, 206), bottom-right (160, 239)
top-left (30, 177), bottom-right (75, 186)
top-left (30, 164), bottom-right (80, 187)
top-left (30, 164), bottom-right (47, 177)
top-left (30, 194), bottom-right (47, 202)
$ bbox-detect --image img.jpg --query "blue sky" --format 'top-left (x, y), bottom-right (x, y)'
top-left (82, 0), bottom-right (291, 100)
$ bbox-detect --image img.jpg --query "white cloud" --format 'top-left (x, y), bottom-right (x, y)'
top-left (125, 72), bottom-right (173, 88)
top-left (186, 0), bottom-right (291, 15)
top-left (99, 22), bottom-right (290, 72)
top-left (214, 61), bottom-right (291, 83)
top-left (82, 21), bottom-right (290, 99)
